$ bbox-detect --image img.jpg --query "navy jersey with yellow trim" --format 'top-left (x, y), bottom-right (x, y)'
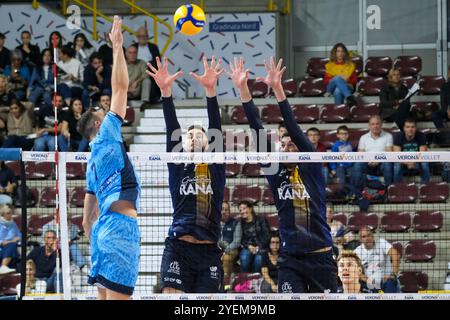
top-left (242, 99), bottom-right (332, 255)
top-left (163, 96), bottom-right (225, 242)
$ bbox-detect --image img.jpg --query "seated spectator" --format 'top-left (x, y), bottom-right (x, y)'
top-left (307, 127), bottom-right (329, 181)
top-left (16, 260), bottom-right (47, 295)
top-left (33, 94), bottom-right (68, 151)
top-left (126, 45), bottom-right (151, 108)
top-left (0, 204), bottom-right (20, 275)
top-left (337, 251), bottom-right (372, 293)
top-left (97, 93), bottom-right (111, 112)
top-left (274, 123), bottom-right (287, 151)
top-left (326, 203), bottom-right (345, 255)
top-left (48, 31), bottom-right (63, 61)
top-left (56, 45), bottom-right (84, 107)
top-left (260, 233), bottom-right (280, 293)
top-left (329, 125), bottom-right (353, 188)
top-left (393, 118), bottom-right (429, 183)
top-left (0, 75), bottom-right (16, 124)
top-left (61, 98), bottom-right (88, 151)
top-left (16, 31), bottom-right (40, 69)
top-left (324, 43), bottom-right (357, 107)
top-left (380, 67), bottom-right (412, 130)
top-left (81, 52), bottom-right (111, 109)
top-left (219, 201), bottom-right (242, 279)
top-left (432, 65), bottom-right (450, 130)
top-left (3, 49), bottom-right (31, 101)
top-left (354, 226), bottom-right (400, 293)
top-left (238, 200), bottom-right (270, 273)
top-left (0, 32), bottom-right (10, 74)
top-left (2, 99), bottom-right (35, 150)
top-left (27, 48), bottom-right (54, 108)
top-left (350, 115), bottom-right (393, 192)
top-left (0, 161), bottom-right (17, 205)
top-left (72, 33), bottom-right (95, 67)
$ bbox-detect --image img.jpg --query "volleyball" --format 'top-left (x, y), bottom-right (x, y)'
top-left (173, 4), bottom-right (206, 36)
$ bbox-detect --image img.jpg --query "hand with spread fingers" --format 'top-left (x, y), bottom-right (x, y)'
top-left (109, 15), bottom-right (124, 49)
top-left (146, 56), bottom-right (184, 97)
top-left (226, 57), bottom-right (252, 103)
top-left (256, 56), bottom-right (287, 102)
top-left (190, 55), bottom-right (224, 97)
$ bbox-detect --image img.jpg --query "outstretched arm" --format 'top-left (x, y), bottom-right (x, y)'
top-left (109, 16), bottom-right (128, 120)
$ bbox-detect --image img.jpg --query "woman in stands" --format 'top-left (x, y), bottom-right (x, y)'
top-left (337, 251), bottom-right (372, 293)
top-left (61, 98), bottom-right (89, 151)
top-left (48, 31), bottom-right (63, 61)
top-left (3, 49), bottom-right (31, 101)
top-left (0, 204), bottom-right (21, 275)
top-left (324, 43), bottom-right (357, 107)
top-left (27, 48), bottom-right (54, 108)
top-left (1, 99), bottom-right (35, 150)
top-left (72, 33), bottom-right (95, 67)
top-left (260, 233), bottom-right (281, 293)
top-left (16, 260), bottom-right (47, 295)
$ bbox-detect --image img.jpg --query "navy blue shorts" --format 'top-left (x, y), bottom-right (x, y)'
top-left (160, 237), bottom-right (223, 293)
top-left (277, 250), bottom-right (338, 293)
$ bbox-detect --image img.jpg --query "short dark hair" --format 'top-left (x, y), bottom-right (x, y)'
top-left (21, 30), bottom-right (31, 37)
top-left (278, 123), bottom-right (286, 130)
top-left (281, 132), bottom-right (291, 139)
top-left (337, 125), bottom-right (349, 133)
top-left (306, 127), bottom-right (320, 134)
top-left (237, 200), bottom-right (253, 209)
top-left (77, 109), bottom-right (99, 140)
top-left (60, 45), bottom-right (75, 58)
top-left (89, 52), bottom-right (103, 64)
top-left (187, 125), bottom-right (206, 133)
top-left (403, 118), bottom-right (416, 126)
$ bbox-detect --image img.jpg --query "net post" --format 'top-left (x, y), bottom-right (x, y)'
top-left (18, 152), bottom-right (27, 300)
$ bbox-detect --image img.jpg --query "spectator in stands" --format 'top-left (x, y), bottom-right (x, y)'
top-left (125, 45), bottom-right (151, 109)
top-left (326, 203), bottom-right (345, 255)
top-left (274, 123), bottom-right (287, 151)
top-left (16, 260), bottom-right (47, 295)
top-left (432, 65), bottom-right (450, 129)
top-left (131, 26), bottom-right (161, 105)
top-left (307, 127), bottom-right (329, 181)
top-left (3, 49), bottom-right (31, 101)
top-left (350, 115), bottom-right (393, 192)
top-left (16, 31), bottom-right (40, 69)
top-left (329, 125), bottom-right (353, 188)
top-left (33, 94), bottom-right (68, 151)
top-left (61, 98), bottom-right (88, 151)
top-left (337, 251), bottom-right (372, 293)
top-left (219, 201), bottom-right (242, 279)
top-left (0, 204), bottom-right (20, 275)
top-left (27, 230), bottom-right (60, 293)
top-left (81, 52), bottom-right (111, 109)
top-left (393, 118), bottom-right (429, 183)
top-left (2, 99), bottom-right (35, 150)
top-left (97, 93), bottom-right (111, 112)
top-left (354, 226), bottom-right (400, 293)
top-left (27, 48), bottom-right (54, 108)
top-left (324, 43), bottom-right (357, 107)
top-left (0, 161), bottom-right (17, 205)
top-left (380, 67), bottom-right (412, 130)
top-left (48, 31), bottom-right (63, 61)
top-left (238, 200), bottom-right (270, 273)
top-left (0, 75), bottom-right (16, 123)
top-left (56, 45), bottom-right (84, 106)
top-left (260, 233), bottom-right (280, 293)
top-left (72, 33), bottom-right (95, 67)
top-left (0, 32), bottom-right (10, 74)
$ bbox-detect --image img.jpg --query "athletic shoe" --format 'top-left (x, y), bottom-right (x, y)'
top-left (0, 265), bottom-right (16, 275)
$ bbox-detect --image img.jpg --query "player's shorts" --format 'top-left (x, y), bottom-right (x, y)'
top-left (88, 211), bottom-right (140, 296)
top-left (277, 249), bottom-right (337, 293)
top-left (160, 237), bottom-right (223, 293)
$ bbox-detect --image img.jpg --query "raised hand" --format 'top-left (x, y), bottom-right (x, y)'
top-left (190, 56), bottom-right (224, 97)
top-left (109, 15), bottom-right (123, 49)
top-left (226, 57), bottom-right (250, 90)
top-left (146, 56), bottom-right (184, 97)
top-left (257, 56), bottom-right (286, 101)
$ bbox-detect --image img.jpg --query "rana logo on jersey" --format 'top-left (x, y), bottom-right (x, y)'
top-left (277, 181), bottom-right (311, 200)
top-left (281, 282), bottom-right (293, 293)
top-left (168, 261), bottom-right (180, 275)
top-left (179, 176), bottom-right (213, 195)
top-left (210, 266), bottom-right (219, 279)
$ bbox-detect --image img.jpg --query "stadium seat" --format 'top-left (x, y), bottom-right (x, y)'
top-left (411, 102), bottom-right (439, 120)
top-left (352, 55), bottom-right (364, 76)
top-left (419, 182), bottom-right (449, 203)
top-left (298, 77), bottom-right (326, 96)
top-left (357, 76), bottom-right (385, 96)
top-left (413, 211), bottom-right (444, 232)
top-left (70, 215), bottom-right (83, 231)
top-left (388, 183), bottom-right (418, 203)
top-left (321, 104), bottom-right (350, 122)
top-left (292, 104), bottom-right (320, 123)
top-left (247, 79), bottom-right (268, 98)
top-left (261, 104), bottom-right (283, 123)
top-left (404, 240), bottom-right (436, 262)
top-left (347, 212), bottom-right (378, 232)
top-left (224, 186), bottom-right (230, 202)
top-left (230, 106), bottom-right (249, 124)
top-left (231, 273), bottom-right (262, 293)
top-left (391, 241), bottom-right (403, 259)
top-left (0, 273), bottom-right (21, 296)
top-left (66, 162), bottom-right (85, 180)
top-left (393, 56), bottom-right (422, 76)
top-left (232, 185), bottom-right (261, 204)
top-left (69, 187), bottom-right (86, 208)
top-left (332, 213), bottom-right (347, 226)
top-left (364, 56), bottom-right (393, 77)
top-left (262, 187), bottom-right (274, 205)
top-left (223, 130), bottom-right (249, 151)
top-left (350, 103), bottom-right (380, 122)
top-left (39, 187), bottom-right (57, 207)
top-left (325, 184), bottom-right (346, 204)
top-left (14, 187), bottom-right (39, 208)
top-left (306, 57), bottom-right (328, 77)
top-left (348, 128), bottom-right (368, 149)
top-left (5, 161), bottom-right (21, 177)
top-left (25, 162), bottom-right (54, 179)
top-left (28, 214), bottom-right (53, 236)
top-left (266, 213), bottom-right (279, 231)
top-left (282, 79), bottom-right (299, 97)
top-left (398, 271), bottom-right (428, 293)
top-left (401, 76), bottom-right (417, 89)
top-left (380, 211), bottom-right (411, 232)
top-left (225, 164), bottom-right (241, 177)
top-left (242, 164), bottom-right (262, 177)
top-left (123, 106), bottom-right (135, 126)
top-left (319, 130), bottom-right (337, 150)
top-left (13, 215), bottom-right (22, 232)
top-left (420, 76), bottom-right (446, 95)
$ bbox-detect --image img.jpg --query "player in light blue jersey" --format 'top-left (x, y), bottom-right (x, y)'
top-left (77, 16), bottom-right (140, 300)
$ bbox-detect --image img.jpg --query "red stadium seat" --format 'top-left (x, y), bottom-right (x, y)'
top-left (321, 104), bottom-right (350, 122)
top-left (70, 187), bottom-right (86, 208)
top-left (404, 240), bottom-right (436, 262)
top-left (0, 273), bottom-right (21, 295)
top-left (66, 162), bottom-right (85, 180)
top-left (25, 162), bottom-right (54, 179)
top-left (393, 56), bottom-right (422, 76)
top-left (401, 76), bottom-right (417, 89)
top-left (123, 106), bottom-right (135, 126)
top-left (357, 76), bottom-right (385, 96)
top-left (325, 184), bottom-right (346, 204)
top-left (411, 102), bottom-right (439, 120)
top-left (224, 186), bottom-right (230, 202)
top-left (40, 187), bottom-right (57, 207)
top-left (391, 241), bottom-right (403, 259)
top-left (380, 211), bottom-right (411, 232)
top-left (266, 213), bottom-right (279, 231)
top-left (298, 77), bottom-right (326, 96)
top-left (350, 103), bottom-right (380, 122)
top-left (292, 104), bottom-right (320, 123)
top-left (230, 106), bottom-right (249, 124)
top-left (13, 215), bottom-right (22, 232)
top-left (225, 164), bottom-right (241, 177)
top-left (242, 164), bottom-right (262, 177)
top-left (28, 214), bottom-right (53, 236)
top-left (419, 182), bottom-right (449, 203)
top-left (14, 187), bottom-right (39, 208)
top-left (223, 130), bottom-right (249, 151)
top-left (332, 213), bottom-right (347, 226)
top-left (319, 130), bottom-right (337, 150)
top-left (4, 161), bottom-right (21, 177)
top-left (364, 56), bottom-right (393, 77)
top-left (247, 79), bottom-right (268, 98)
top-left (347, 212), bottom-right (378, 232)
top-left (348, 128), bottom-right (368, 149)
top-left (388, 183), bottom-right (418, 203)
top-left (399, 271), bottom-right (428, 293)
top-left (282, 79), bottom-right (298, 97)
top-left (420, 76), bottom-right (446, 95)
top-left (261, 104), bottom-right (283, 123)
top-left (413, 211), bottom-right (444, 232)
top-left (232, 185), bottom-right (261, 204)
top-left (306, 57), bottom-right (329, 77)
top-left (352, 55), bottom-right (364, 77)
top-left (262, 187), bottom-right (274, 205)
top-left (71, 215), bottom-right (84, 231)
top-left (231, 273), bottom-right (262, 293)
